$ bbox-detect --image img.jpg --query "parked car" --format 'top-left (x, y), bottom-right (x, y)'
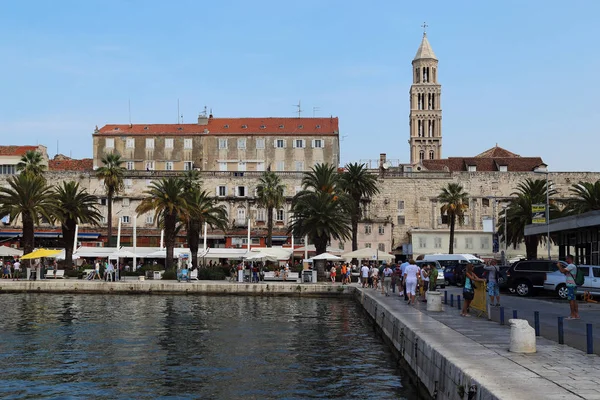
top-left (544, 264), bottom-right (600, 299)
top-left (415, 260), bottom-right (445, 289)
top-left (506, 260), bottom-right (560, 296)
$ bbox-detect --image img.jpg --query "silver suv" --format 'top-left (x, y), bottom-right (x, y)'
top-left (544, 264), bottom-right (600, 299)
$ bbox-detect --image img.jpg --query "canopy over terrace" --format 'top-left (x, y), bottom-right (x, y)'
top-left (293, 245), bottom-right (344, 255)
top-left (249, 247), bottom-right (292, 261)
top-left (0, 246), bottom-right (23, 257)
top-left (342, 248), bottom-right (395, 262)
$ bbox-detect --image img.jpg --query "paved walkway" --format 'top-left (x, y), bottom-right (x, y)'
top-left (357, 285), bottom-right (600, 400)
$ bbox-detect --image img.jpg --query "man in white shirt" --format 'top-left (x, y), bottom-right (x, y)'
top-left (360, 263), bottom-right (370, 288)
top-left (13, 259), bottom-right (21, 280)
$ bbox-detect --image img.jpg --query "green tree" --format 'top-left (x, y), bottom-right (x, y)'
top-left (0, 174), bottom-right (54, 262)
top-left (496, 178), bottom-right (557, 260)
top-left (290, 164), bottom-right (351, 280)
top-left (16, 150), bottom-right (46, 178)
top-left (183, 188), bottom-right (228, 269)
top-left (53, 181), bottom-right (102, 267)
top-left (96, 153), bottom-right (125, 246)
top-left (340, 162), bottom-right (380, 251)
top-left (256, 171), bottom-right (285, 247)
top-left (566, 180), bottom-right (600, 215)
top-left (437, 183), bottom-right (469, 254)
top-left (136, 178), bottom-right (189, 271)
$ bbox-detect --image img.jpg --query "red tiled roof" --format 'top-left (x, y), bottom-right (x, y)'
top-left (422, 157), bottom-right (545, 172)
top-left (475, 145), bottom-right (520, 158)
top-left (95, 117), bottom-right (339, 136)
top-left (49, 158), bottom-right (93, 171)
top-left (0, 146), bottom-right (38, 156)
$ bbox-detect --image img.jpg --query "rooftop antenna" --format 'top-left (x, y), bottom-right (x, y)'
top-left (293, 100), bottom-right (302, 118)
top-left (177, 99), bottom-right (180, 124)
top-left (203, 105), bottom-right (208, 116)
top-left (128, 98), bottom-right (132, 127)
top-left (312, 106), bottom-right (320, 117)
top-left (56, 140), bottom-right (59, 156)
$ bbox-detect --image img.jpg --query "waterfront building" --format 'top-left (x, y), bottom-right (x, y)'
top-left (0, 145), bottom-right (48, 176)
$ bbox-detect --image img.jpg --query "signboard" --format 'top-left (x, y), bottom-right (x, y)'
top-left (532, 204), bottom-right (546, 224)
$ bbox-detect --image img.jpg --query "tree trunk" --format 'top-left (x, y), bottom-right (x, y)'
top-left (22, 211), bottom-right (34, 268)
top-left (62, 219), bottom-right (76, 268)
top-left (266, 208), bottom-right (273, 247)
top-left (314, 235), bottom-right (328, 281)
top-left (187, 220), bottom-right (200, 269)
top-left (107, 189), bottom-right (114, 247)
top-left (351, 216), bottom-right (358, 251)
top-left (525, 235), bottom-right (538, 260)
top-left (164, 213), bottom-right (177, 271)
top-left (448, 214), bottom-right (456, 254)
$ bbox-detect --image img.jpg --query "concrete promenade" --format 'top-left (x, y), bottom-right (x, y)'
top-left (357, 286), bottom-right (600, 400)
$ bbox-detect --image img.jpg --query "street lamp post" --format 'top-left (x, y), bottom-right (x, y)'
top-left (534, 169), bottom-right (551, 260)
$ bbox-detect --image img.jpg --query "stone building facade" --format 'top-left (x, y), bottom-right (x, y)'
top-left (0, 145), bottom-right (48, 176)
top-left (93, 115), bottom-right (340, 173)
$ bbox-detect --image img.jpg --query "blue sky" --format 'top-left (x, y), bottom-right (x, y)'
top-left (1, 0), bottom-right (598, 171)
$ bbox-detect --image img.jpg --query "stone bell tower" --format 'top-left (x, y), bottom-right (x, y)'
top-left (409, 25), bottom-right (442, 164)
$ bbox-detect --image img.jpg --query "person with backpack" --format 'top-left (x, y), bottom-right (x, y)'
top-left (557, 255), bottom-right (581, 320)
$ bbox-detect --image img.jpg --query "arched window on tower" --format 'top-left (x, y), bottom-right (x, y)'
top-left (433, 68), bottom-right (436, 83)
top-left (418, 120), bottom-right (424, 137)
top-left (429, 94), bottom-right (434, 110)
top-left (417, 94), bottom-right (422, 110)
top-left (428, 120), bottom-right (434, 137)
top-left (415, 68), bottom-right (420, 83)
top-left (423, 67), bottom-right (427, 83)
top-left (419, 150), bottom-right (425, 161)
top-left (429, 150), bottom-right (435, 160)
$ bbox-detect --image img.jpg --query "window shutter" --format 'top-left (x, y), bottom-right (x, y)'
top-left (216, 186), bottom-right (219, 196)
top-left (302, 139), bottom-right (306, 148)
top-left (311, 139), bottom-right (315, 148)
top-left (283, 139), bottom-right (287, 148)
top-left (320, 139), bottom-right (325, 149)
top-left (292, 139), bottom-right (296, 148)
top-left (273, 139), bottom-right (277, 148)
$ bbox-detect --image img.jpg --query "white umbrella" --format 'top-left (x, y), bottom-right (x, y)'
top-left (245, 252), bottom-right (278, 262)
top-left (109, 250), bottom-right (140, 259)
top-left (0, 246), bottom-right (23, 257)
top-left (310, 252), bottom-right (344, 261)
top-left (342, 248), bottom-right (395, 261)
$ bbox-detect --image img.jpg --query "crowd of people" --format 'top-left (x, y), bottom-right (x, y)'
top-left (0, 258), bottom-right (21, 279)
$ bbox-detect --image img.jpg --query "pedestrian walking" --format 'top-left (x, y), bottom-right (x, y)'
top-left (330, 265), bottom-right (337, 284)
top-left (382, 264), bottom-right (393, 296)
top-left (557, 255), bottom-right (580, 320)
top-left (403, 260), bottom-right (420, 305)
top-left (13, 259), bottom-right (21, 280)
top-left (420, 264), bottom-right (430, 302)
top-left (400, 260), bottom-right (410, 301)
top-left (360, 263), bottom-right (369, 288)
top-left (484, 260), bottom-right (501, 306)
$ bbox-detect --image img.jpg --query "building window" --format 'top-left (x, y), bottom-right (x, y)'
top-left (217, 186), bottom-right (227, 197)
top-left (100, 198), bottom-right (107, 206)
top-left (434, 237), bottom-right (442, 249)
top-left (0, 165), bottom-right (16, 175)
top-left (237, 138), bottom-right (246, 149)
top-left (499, 165), bottom-right (508, 172)
top-left (464, 216), bottom-right (470, 225)
top-left (145, 215), bottom-right (154, 224)
top-left (145, 161), bottom-right (155, 171)
top-left (397, 216), bottom-right (405, 225)
top-left (294, 139), bottom-right (305, 148)
top-left (275, 139), bottom-right (286, 148)
top-left (237, 186), bottom-right (247, 197)
top-left (126, 138), bottom-right (135, 149)
top-left (219, 162), bottom-right (227, 171)
top-left (378, 225), bottom-right (385, 235)
top-left (126, 161), bottom-right (134, 170)
top-left (238, 162), bottom-right (246, 172)
top-left (256, 208), bottom-right (266, 222)
top-left (481, 236), bottom-right (490, 250)
top-left (165, 138), bottom-right (174, 149)
top-left (183, 138), bottom-right (193, 149)
top-left (468, 165), bottom-right (476, 172)
top-left (121, 216), bottom-right (130, 224)
top-left (419, 150), bottom-right (424, 161)
top-left (236, 208), bottom-right (246, 225)
top-left (276, 209), bottom-right (285, 222)
top-left (397, 200), bottom-right (405, 210)
top-left (312, 139), bottom-right (323, 148)
top-left (218, 139), bottom-right (228, 149)
top-left (256, 138), bottom-right (265, 149)
top-left (145, 179), bottom-right (152, 187)
top-left (482, 198), bottom-right (490, 207)
top-left (184, 161), bottom-right (193, 171)
top-left (378, 243), bottom-right (385, 252)
top-left (295, 161), bottom-right (304, 171)
top-left (122, 198), bottom-right (130, 207)
top-left (256, 162), bottom-right (265, 172)
top-left (419, 237), bottom-right (427, 248)
top-left (365, 225), bottom-right (372, 235)
top-left (465, 237), bottom-right (473, 249)
top-left (429, 150), bottom-right (435, 160)
top-left (339, 242), bottom-right (345, 250)
top-left (276, 161), bottom-right (285, 171)
top-left (365, 243), bottom-right (371, 248)
top-left (165, 161), bottom-right (173, 171)
top-left (145, 138), bottom-right (154, 149)
top-left (124, 179), bottom-right (133, 188)
top-left (105, 138), bottom-right (114, 149)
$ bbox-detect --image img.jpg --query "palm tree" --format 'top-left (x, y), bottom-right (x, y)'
top-left (566, 181), bottom-right (600, 215)
top-left (16, 150), bottom-right (46, 178)
top-left (96, 153), bottom-right (125, 246)
top-left (0, 174), bottom-right (54, 263)
top-left (497, 178), bottom-right (557, 260)
top-left (53, 181), bottom-right (102, 267)
top-left (183, 188), bottom-right (228, 268)
top-left (340, 163), bottom-right (380, 251)
top-left (300, 163), bottom-right (340, 194)
top-left (136, 178), bottom-right (189, 271)
top-left (437, 183), bottom-right (469, 254)
top-left (289, 191), bottom-right (351, 280)
top-left (256, 171), bottom-right (285, 247)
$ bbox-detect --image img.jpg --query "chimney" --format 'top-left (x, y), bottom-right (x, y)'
top-left (198, 114), bottom-right (209, 125)
top-left (379, 153), bottom-right (387, 169)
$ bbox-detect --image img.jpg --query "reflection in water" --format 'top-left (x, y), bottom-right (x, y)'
top-left (0, 294), bottom-right (417, 399)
